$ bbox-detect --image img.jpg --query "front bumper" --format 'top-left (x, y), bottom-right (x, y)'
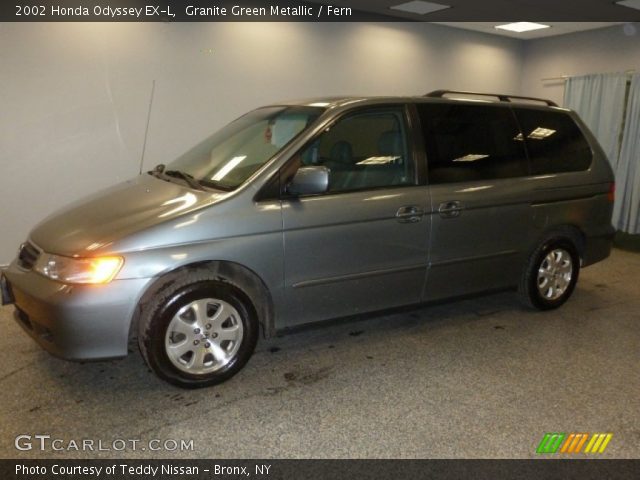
top-left (2, 263), bottom-right (151, 361)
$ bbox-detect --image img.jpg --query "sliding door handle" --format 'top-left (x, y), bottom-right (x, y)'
top-left (396, 205), bottom-right (424, 223)
top-left (438, 201), bottom-right (464, 219)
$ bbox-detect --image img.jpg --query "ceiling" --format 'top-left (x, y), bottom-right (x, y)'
top-left (434, 22), bottom-right (626, 39)
top-left (308, 0), bottom-right (640, 39)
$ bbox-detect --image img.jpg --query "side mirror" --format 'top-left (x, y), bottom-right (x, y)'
top-left (288, 166), bottom-right (330, 196)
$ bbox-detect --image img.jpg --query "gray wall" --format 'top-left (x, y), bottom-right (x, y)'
top-left (3, 22), bottom-right (640, 265)
top-left (522, 23), bottom-right (640, 106)
top-left (0, 22), bottom-right (525, 264)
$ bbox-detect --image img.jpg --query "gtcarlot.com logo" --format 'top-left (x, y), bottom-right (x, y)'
top-left (536, 433), bottom-right (613, 454)
top-left (15, 434), bottom-right (194, 452)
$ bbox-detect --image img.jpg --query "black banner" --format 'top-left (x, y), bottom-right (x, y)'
top-left (2, 460), bottom-right (640, 480)
top-left (3, 0), bottom-right (640, 22)
top-left (4, 1), bottom-right (391, 22)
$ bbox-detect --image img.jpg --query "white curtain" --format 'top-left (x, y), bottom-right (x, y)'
top-left (613, 75), bottom-right (640, 234)
top-left (564, 73), bottom-right (627, 169)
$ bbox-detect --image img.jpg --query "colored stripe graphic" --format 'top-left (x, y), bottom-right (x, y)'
top-left (584, 433), bottom-right (613, 453)
top-left (560, 433), bottom-right (589, 453)
top-left (573, 433), bottom-right (589, 453)
top-left (536, 433), bottom-right (565, 454)
top-left (537, 433), bottom-right (613, 454)
top-left (560, 434), bottom-right (575, 453)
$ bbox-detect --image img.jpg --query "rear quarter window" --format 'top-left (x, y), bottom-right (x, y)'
top-left (513, 108), bottom-right (592, 174)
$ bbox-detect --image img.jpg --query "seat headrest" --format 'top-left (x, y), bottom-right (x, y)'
top-left (378, 131), bottom-right (402, 156)
top-left (330, 141), bottom-right (354, 164)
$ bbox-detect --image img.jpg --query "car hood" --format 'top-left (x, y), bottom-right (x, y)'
top-left (30, 174), bottom-right (226, 257)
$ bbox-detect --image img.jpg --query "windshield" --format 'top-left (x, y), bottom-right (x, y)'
top-left (166, 106), bottom-right (324, 190)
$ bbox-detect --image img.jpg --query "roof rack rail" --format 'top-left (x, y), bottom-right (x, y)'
top-left (425, 90), bottom-right (558, 107)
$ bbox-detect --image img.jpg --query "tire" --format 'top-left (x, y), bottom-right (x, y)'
top-left (138, 273), bottom-right (258, 389)
top-left (519, 235), bottom-right (580, 311)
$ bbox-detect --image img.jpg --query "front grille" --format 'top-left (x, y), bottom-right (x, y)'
top-left (16, 308), bottom-right (33, 331)
top-left (18, 242), bottom-right (40, 270)
top-left (15, 308), bottom-right (53, 342)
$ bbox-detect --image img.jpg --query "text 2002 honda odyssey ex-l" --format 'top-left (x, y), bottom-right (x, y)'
top-left (1, 91), bottom-right (615, 388)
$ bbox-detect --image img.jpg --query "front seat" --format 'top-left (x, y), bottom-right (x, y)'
top-left (326, 140), bottom-right (354, 191)
top-left (358, 131), bottom-right (405, 188)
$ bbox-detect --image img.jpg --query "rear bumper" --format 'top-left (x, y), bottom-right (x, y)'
top-left (3, 263), bottom-right (150, 361)
top-left (582, 226), bottom-right (615, 267)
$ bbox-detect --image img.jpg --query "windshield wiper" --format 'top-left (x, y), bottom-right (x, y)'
top-left (148, 164), bottom-right (229, 192)
top-left (147, 164), bottom-right (165, 178)
top-left (163, 170), bottom-right (205, 191)
top-left (151, 164), bottom-right (165, 174)
top-left (198, 178), bottom-right (234, 192)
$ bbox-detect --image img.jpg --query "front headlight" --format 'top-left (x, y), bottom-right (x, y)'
top-left (34, 254), bottom-right (124, 284)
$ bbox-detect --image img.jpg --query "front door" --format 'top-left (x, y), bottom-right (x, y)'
top-left (281, 106), bottom-right (430, 327)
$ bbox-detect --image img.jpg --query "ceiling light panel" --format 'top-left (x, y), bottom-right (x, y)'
top-left (616, 0), bottom-right (640, 11)
top-left (390, 1), bottom-right (451, 15)
top-left (495, 22), bottom-right (551, 33)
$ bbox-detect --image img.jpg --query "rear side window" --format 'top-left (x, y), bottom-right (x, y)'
top-left (513, 108), bottom-right (592, 174)
top-left (417, 103), bottom-right (527, 184)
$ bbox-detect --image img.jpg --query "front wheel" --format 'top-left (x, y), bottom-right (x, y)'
top-left (519, 237), bottom-right (580, 310)
top-left (138, 277), bottom-right (258, 388)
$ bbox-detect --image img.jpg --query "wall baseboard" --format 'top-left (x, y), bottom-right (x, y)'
top-left (614, 232), bottom-right (640, 252)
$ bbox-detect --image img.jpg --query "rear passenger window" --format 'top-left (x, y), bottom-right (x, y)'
top-left (299, 109), bottom-right (414, 192)
top-left (418, 103), bottom-right (527, 184)
top-left (514, 108), bottom-right (592, 174)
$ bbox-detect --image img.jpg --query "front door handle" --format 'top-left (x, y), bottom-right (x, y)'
top-left (438, 200), bottom-right (464, 219)
top-left (396, 205), bottom-right (424, 223)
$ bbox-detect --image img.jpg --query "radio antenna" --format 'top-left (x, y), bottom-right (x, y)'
top-left (139, 79), bottom-right (156, 174)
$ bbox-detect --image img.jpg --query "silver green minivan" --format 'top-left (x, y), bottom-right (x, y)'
top-left (1, 91), bottom-right (615, 388)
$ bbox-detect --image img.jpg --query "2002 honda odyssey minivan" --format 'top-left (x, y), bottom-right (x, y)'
top-left (1, 90), bottom-right (615, 388)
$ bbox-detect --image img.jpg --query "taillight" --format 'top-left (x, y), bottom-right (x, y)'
top-left (607, 182), bottom-right (615, 203)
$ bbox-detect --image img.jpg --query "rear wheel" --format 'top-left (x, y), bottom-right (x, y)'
top-left (519, 236), bottom-right (580, 310)
top-left (138, 275), bottom-right (258, 388)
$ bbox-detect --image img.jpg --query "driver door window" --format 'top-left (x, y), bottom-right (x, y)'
top-left (299, 110), bottom-right (413, 192)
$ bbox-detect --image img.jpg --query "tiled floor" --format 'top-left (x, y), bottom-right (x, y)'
top-left (1, 249), bottom-right (638, 459)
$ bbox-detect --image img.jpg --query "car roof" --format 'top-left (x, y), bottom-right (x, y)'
top-left (271, 97), bottom-right (366, 108)
top-left (270, 91), bottom-right (564, 110)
